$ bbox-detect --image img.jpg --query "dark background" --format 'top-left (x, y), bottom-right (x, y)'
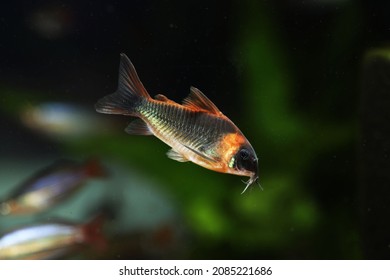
top-left (1, 0), bottom-right (390, 259)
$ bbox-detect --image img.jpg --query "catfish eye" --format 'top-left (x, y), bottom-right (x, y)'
top-left (239, 149), bottom-right (250, 160)
top-left (231, 145), bottom-right (259, 183)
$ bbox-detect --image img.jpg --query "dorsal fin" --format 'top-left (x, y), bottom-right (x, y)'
top-left (182, 87), bottom-right (223, 115)
top-left (154, 94), bottom-right (177, 105)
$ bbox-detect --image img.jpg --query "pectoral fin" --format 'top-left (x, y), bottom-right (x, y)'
top-left (166, 149), bottom-right (189, 162)
top-left (184, 145), bottom-right (218, 163)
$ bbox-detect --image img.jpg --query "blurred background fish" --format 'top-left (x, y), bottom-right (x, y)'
top-left (98, 223), bottom-right (188, 259)
top-left (20, 102), bottom-right (118, 140)
top-left (0, 216), bottom-right (106, 260)
top-left (27, 3), bottom-right (74, 40)
top-left (0, 158), bottom-right (107, 216)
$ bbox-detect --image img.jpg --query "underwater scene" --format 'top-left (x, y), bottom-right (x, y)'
top-left (1, 1), bottom-right (390, 259)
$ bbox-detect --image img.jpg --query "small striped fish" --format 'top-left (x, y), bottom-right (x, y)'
top-left (0, 159), bottom-right (107, 216)
top-left (0, 217), bottom-right (105, 259)
top-left (95, 54), bottom-right (258, 193)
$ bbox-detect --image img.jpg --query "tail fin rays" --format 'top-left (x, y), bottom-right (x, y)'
top-left (118, 53), bottom-right (149, 99)
top-left (95, 53), bottom-right (150, 116)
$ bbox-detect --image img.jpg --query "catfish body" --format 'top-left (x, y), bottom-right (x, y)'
top-left (95, 54), bottom-right (258, 192)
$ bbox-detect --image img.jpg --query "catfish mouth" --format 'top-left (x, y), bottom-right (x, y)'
top-left (240, 159), bottom-right (259, 194)
top-left (241, 174), bottom-right (259, 194)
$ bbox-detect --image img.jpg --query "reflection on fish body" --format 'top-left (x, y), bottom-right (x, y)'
top-left (0, 159), bottom-right (107, 216)
top-left (0, 216), bottom-right (106, 260)
top-left (95, 54), bottom-right (259, 193)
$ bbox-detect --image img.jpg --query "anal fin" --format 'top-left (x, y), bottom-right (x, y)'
top-left (125, 119), bottom-right (153, 135)
top-left (166, 149), bottom-right (189, 162)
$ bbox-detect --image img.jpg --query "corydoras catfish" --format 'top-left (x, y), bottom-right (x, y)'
top-left (95, 54), bottom-right (258, 193)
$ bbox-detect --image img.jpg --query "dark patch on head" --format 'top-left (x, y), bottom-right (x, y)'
top-left (233, 145), bottom-right (258, 177)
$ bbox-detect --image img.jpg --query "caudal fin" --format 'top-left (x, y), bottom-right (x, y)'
top-left (95, 53), bottom-right (150, 116)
